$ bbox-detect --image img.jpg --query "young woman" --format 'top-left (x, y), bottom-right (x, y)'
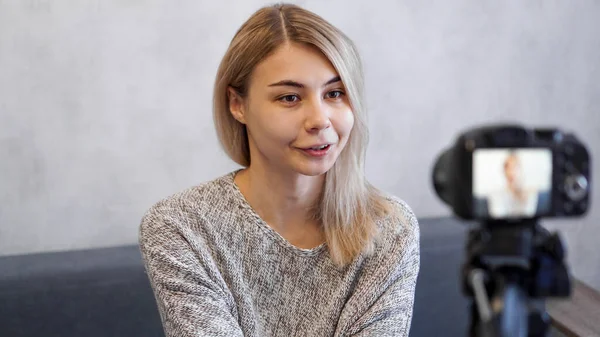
top-left (139, 3), bottom-right (420, 336)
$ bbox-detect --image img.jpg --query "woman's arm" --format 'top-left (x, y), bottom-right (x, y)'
top-left (337, 198), bottom-right (421, 337)
top-left (345, 240), bottom-right (420, 337)
top-left (139, 205), bottom-right (244, 337)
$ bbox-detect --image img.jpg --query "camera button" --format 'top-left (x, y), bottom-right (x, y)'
top-left (564, 174), bottom-right (589, 202)
top-left (565, 145), bottom-right (575, 156)
top-left (576, 201), bottom-right (588, 214)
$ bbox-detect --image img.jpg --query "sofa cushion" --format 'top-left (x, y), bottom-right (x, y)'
top-left (0, 245), bottom-right (164, 337)
top-left (412, 217), bottom-right (470, 336)
top-left (0, 217), bottom-right (472, 337)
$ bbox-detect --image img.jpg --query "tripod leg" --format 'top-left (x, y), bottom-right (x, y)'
top-left (500, 284), bottom-right (529, 337)
top-left (527, 302), bottom-right (551, 337)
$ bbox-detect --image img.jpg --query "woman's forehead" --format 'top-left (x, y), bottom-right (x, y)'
top-left (251, 43), bottom-right (339, 87)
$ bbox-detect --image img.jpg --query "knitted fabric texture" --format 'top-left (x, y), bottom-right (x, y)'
top-left (139, 171), bottom-right (420, 337)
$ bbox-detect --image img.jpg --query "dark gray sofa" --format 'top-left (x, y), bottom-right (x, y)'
top-left (0, 218), bottom-right (474, 337)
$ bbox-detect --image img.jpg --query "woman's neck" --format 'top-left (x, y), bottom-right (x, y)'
top-left (234, 165), bottom-right (324, 233)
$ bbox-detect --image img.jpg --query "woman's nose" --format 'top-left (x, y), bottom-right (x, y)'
top-left (304, 103), bottom-right (331, 132)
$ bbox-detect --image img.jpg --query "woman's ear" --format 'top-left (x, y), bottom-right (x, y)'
top-left (227, 87), bottom-right (247, 124)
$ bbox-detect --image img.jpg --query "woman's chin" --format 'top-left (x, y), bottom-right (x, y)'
top-left (292, 162), bottom-right (335, 177)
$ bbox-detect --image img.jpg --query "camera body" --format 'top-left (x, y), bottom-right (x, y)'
top-left (433, 124), bottom-right (591, 221)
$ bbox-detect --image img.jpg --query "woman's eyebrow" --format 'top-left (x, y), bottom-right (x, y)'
top-left (267, 76), bottom-right (341, 88)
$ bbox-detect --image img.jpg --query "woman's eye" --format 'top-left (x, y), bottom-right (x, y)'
top-left (326, 90), bottom-right (345, 99)
top-left (278, 94), bottom-right (300, 103)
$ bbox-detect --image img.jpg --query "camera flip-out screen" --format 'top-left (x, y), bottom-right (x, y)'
top-left (473, 148), bottom-right (553, 219)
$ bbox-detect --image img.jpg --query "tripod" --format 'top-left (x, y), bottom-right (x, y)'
top-left (462, 219), bottom-right (572, 337)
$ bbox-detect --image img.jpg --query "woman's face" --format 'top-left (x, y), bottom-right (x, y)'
top-left (229, 42), bottom-right (354, 177)
top-left (504, 155), bottom-right (521, 186)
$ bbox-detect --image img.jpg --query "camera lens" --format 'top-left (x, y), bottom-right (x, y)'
top-left (564, 174), bottom-right (589, 202)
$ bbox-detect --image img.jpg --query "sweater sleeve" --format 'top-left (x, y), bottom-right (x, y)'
top-left (138, 205), bottom-right (244, 337)
top-left (342, 200), bottom-right (421, 337)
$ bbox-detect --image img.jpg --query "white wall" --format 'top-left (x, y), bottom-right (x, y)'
top-left (1, 0), bottom-right (599, 288)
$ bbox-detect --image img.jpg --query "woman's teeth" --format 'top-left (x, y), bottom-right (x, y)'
top-left (311, 145), bottom-right (328, 150)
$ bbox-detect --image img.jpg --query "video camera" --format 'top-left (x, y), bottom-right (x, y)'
top-left (433, 124), bottom-right (591, 221)
top-left (432, 124), bottom-right (592, 337)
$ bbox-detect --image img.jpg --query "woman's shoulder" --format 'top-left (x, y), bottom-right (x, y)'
top-left (365, 194), bottom-right (420, 269)
top-left (139, 170), bottom-right (239, 234)
top-left (381, 195), bottom-right (420, 244)
top-left (363, 194), bottom-right (420, 282)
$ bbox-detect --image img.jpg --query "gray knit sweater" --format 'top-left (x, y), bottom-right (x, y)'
top-left (138, 171), bottom-right (420, 337)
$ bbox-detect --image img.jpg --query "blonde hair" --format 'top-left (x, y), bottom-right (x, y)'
top-left (213, 3), bottom-right (393, 267)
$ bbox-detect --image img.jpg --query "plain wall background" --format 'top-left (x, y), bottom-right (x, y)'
top-left (1, 0), bottom-right (599, 289)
